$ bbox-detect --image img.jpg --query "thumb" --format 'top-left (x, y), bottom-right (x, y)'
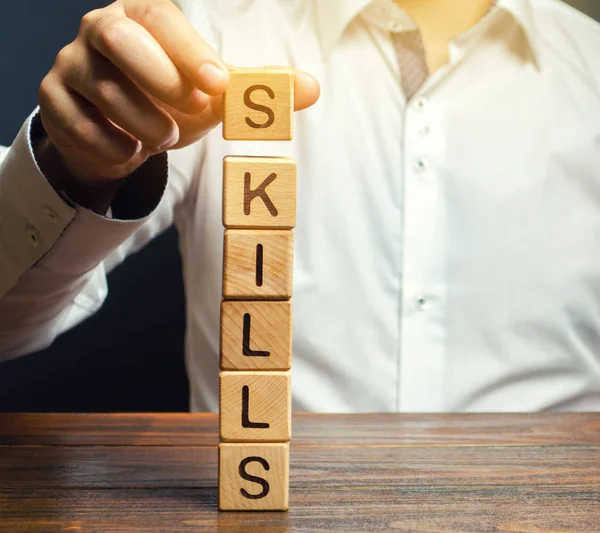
top-left (292, 68), bottom-right (321, 111)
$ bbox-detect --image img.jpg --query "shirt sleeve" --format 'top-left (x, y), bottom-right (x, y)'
top-left (0, 109), bottom-right (187, 360)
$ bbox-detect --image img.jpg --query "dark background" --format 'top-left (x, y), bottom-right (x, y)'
top-left (0, 0), bottom-right (598, 412)
top-left (0, 0), bottom-right (188, 412)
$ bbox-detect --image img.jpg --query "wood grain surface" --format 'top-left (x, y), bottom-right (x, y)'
top-left (219, 443), bottom-right (289, 511)
top-left (220, 300), bottom-right (292, 371)
top-left (223, 156), bottom-right (296, 229)
top-left (219, 371), bottom-right (291, 442)
top-left (223, 229), bottom-right (294, 300)
top-left (222, 68), bottom-right (293, 141)
top-left (1, 413), bottom-right (599, 532)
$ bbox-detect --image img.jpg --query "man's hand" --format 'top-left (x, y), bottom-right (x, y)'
top-left (36, 0), bottom-right (320, 200)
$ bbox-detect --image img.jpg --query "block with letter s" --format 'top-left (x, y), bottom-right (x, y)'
top-left (223, 68), bottom-right (294, 140)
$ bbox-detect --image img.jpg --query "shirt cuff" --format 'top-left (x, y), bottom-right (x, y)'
top-left (0, 110), bottom-right (76, 297)
top-left (0, 109), bottom-right (168, 297)
top-left (39, 148), bottom-right (168, 276)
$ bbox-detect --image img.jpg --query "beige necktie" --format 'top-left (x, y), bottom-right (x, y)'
top-left (393, 29), bottom-right (430, 101)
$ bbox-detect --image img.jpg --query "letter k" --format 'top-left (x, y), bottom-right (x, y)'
top-left (244, 172), bottom-right (278, 216)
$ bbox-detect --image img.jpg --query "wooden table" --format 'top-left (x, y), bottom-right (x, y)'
top-left (0, 413), bottom-right (599, 532)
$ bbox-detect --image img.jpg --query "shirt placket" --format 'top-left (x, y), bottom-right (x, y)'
top-left (398, 74), bottom-right (447, 413)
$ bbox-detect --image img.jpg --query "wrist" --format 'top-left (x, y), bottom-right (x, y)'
top-left (31, 117), bottom-right (126, 215)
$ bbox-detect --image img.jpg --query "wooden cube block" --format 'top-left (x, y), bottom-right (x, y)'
top-left (223, 156), bottom-right (296, 229)
top-left (223, 68), bottom-right (293, 141)
top-left (220, 371), bottom-right (291, 442)
top-left (221, 301), bottom-right (292, 371)
top-left (219, 442), bottom-right (289, 511)
top-left (223, 230), bottom-right (293, 300)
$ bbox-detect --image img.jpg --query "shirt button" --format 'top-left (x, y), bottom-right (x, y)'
top-left (413, 98), bottom-right (429, 111)
top-left (414, 158), bottom-right (430, 173)
top-left (419, 126), bottom-right (430, 137)
top-left (26, 226), bottom-right (41, 248)
top-left (388, 20), bottom-right (400, 31)
top-left (44, 205), bottom-right (60, 224)
top-left (414, 293), bottom-right (428, 311)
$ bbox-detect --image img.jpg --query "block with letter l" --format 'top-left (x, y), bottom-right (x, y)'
top-left (220, 371), bottom-right (291, 442)
top-left (221, 300), bottom-right (292, 371)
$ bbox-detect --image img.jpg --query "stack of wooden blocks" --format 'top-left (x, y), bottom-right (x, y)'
top-left (219, 68), bottom-right (295, 511)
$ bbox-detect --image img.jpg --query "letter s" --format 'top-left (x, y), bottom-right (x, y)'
top-left (244, 85), bottom-right (276, 129)
top-left (239, 456), bottom-right (270, 499)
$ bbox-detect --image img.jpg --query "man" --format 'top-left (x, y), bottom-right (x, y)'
top-left (1, 0), bottom-right (600, 413)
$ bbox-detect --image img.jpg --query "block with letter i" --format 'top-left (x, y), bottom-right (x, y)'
top-left (219, 67), bottom-right (295, 511)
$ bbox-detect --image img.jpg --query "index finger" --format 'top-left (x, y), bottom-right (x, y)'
top-left (123, 0), bottom-right (229, 95)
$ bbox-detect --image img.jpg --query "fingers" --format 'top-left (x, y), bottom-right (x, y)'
top-left (122, 0), bottom-right (229, 95)
top-left (82, 7), bottom-right (208, 114)
top-left (157, 67), bottom-right (321, 150)
top-left (205, 67), bottom-right (321, 122)
top-left (81, 1), bottom-right (318, 139)
top-left (59, 43), bottom-right (181, 151)
top-left (43, 0), bottom-right (321, 179)
top-left (39, 72), bottom-right (141, 167)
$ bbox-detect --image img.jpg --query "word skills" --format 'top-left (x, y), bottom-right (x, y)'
top-left (219, 67), bottom-right (295, 511)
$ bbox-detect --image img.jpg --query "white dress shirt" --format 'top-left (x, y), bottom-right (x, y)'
top-left (2, 0), bottom-right (600, 413)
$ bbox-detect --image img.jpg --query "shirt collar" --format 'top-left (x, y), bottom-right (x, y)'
top-left (314, 0), bottom-right (542, 66)
top-left (497, 0), bottom-right (542, 66)
top-left (313, 0), bottom-right (372, 59)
